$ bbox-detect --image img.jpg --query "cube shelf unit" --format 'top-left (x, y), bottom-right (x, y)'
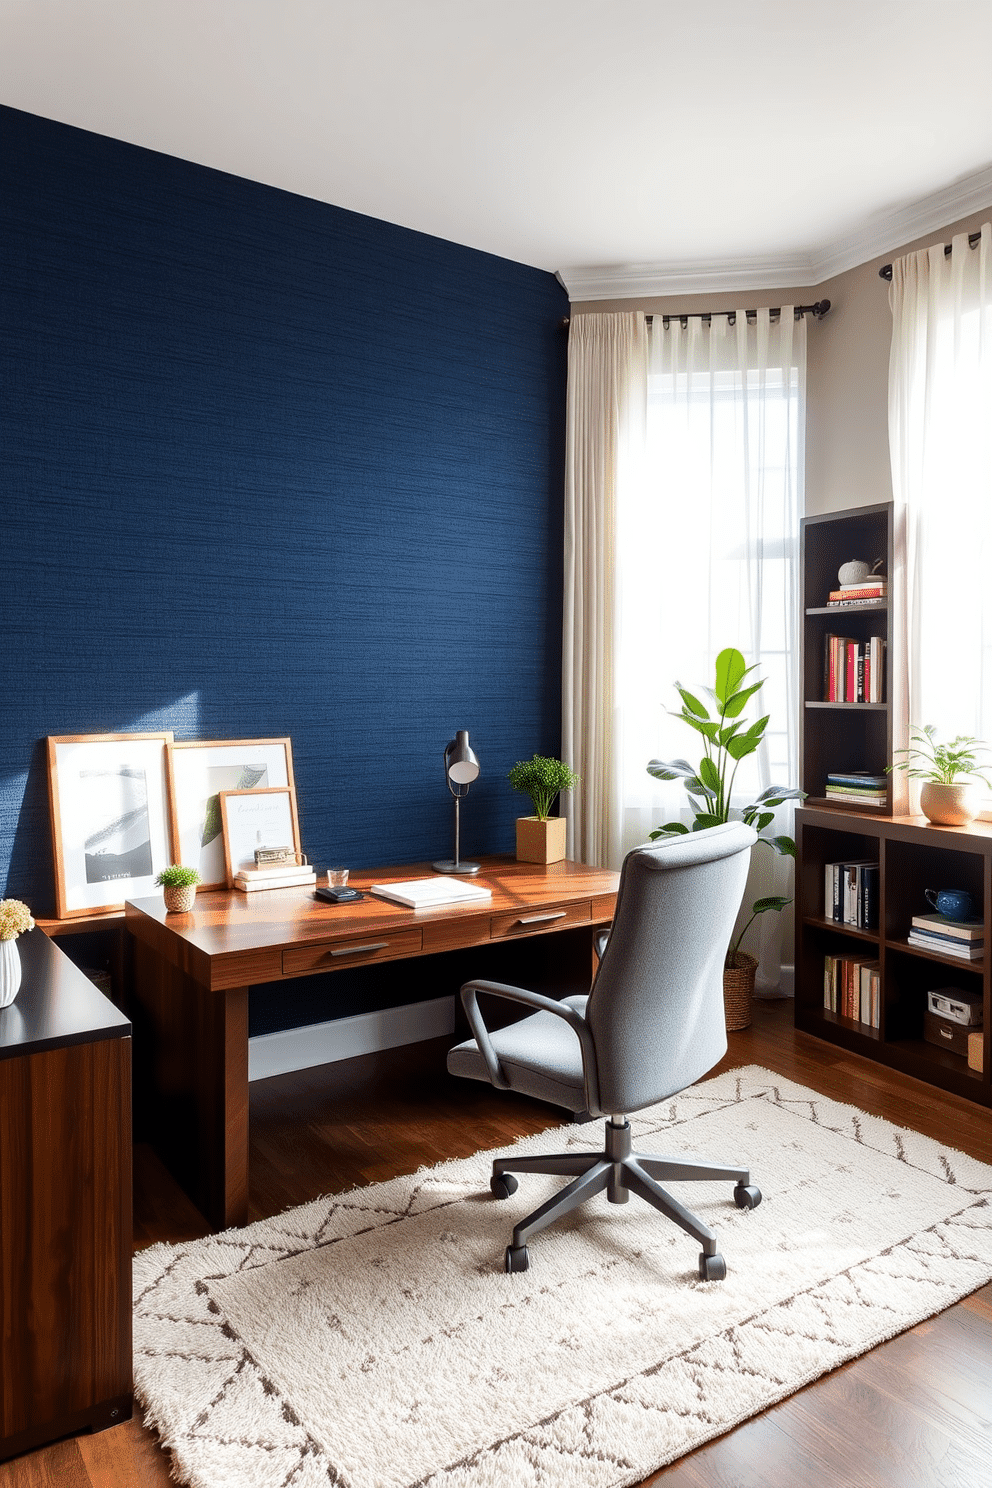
top-left (800, 500), bottom-right (893, 812)
top-left (795, 498), bottom-right (991, 1104)
top-left (795, 807), bottom-right (991, 1107)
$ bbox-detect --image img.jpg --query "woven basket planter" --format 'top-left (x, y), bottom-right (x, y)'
top-left (723, 951), bottom-right (757, 1031)
top-left (163, 883), bottom-right (197, 914)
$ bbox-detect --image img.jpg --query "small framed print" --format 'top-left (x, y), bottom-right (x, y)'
top-left (219, 787), bottom-right (302, 886)
top-left (166, 738), bottom-right (299, 890)
top-left (46, 732), bottom-right (174, 919)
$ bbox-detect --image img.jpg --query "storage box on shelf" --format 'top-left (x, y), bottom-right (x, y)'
top-left (795, 806), bottom-right (991, 1108)
top-left (800, 502), bottom-right (893, 813)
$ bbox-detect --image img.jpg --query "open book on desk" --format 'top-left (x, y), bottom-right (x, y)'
top-left (368, 876), bottom-right (493, 908)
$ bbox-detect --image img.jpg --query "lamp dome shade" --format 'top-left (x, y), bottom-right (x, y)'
top-left (446, 730), bottom-right (480, 785)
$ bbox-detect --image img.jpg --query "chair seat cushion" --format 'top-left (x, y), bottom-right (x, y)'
top-left (447, 995), bottom-right (590, 1112)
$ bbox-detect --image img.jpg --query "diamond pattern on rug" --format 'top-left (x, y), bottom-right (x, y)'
top-left (133, 1066), bottom-right (992, 1488)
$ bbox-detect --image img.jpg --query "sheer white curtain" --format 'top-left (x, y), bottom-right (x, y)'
top-left (562, 312), bottom-right (647, 867)
top-left (888, 225), bottom-right (992, 793)
top-left (563, 308), bottom-right (805, 985)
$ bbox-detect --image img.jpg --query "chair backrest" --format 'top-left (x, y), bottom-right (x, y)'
top-left (585, 822), bottom-right (756, 1115)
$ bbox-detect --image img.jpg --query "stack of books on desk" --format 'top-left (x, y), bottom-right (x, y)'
top-left (907, 914), bottom-right (984, 960)
top-left (234, 863), bottom-right (316, 892)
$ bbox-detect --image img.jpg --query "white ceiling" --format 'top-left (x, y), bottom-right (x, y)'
top-left (3, 0), bottom-right (992, 298)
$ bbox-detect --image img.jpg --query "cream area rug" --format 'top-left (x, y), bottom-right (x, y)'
top-left (133, 1066), bottom-right (992, 1488)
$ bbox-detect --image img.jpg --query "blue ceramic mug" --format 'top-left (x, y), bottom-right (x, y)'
top-left (925, 888), bottom-right (976, 921)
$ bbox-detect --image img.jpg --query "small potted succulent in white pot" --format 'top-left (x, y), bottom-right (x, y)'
top-left (508, 755), bottom-right (579, 864)
top-left (889, 725), bottom-right (992, 826)
top-left (156, 864), bottom-right (201, 913)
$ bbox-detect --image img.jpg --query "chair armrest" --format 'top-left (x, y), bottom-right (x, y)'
top-left (594, 928), bottom-right (610, 961)
top-left (459, 979), bottom-right (600, 1113)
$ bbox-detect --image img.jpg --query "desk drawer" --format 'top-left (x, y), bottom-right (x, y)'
top-left (283, 928), bottom-right (422, 976)
top-left (490, 900), bottom-right (591, 940)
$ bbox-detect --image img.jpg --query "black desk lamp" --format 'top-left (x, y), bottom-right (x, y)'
top-left (432, 729), bottom-right (481, 875)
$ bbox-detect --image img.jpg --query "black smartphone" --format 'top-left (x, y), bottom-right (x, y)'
top-left (315, 885), bottom-right (364, 905)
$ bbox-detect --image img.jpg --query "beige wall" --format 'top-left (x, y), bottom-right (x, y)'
top-left (569, 205), bottom-right (991, 517)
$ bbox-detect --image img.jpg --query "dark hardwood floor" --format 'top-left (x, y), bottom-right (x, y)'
top-left (2, 997), bottom-right (990, 1487)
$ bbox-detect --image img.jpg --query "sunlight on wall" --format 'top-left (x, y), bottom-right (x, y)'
top-left (128, 693), bottom-right (202, 741)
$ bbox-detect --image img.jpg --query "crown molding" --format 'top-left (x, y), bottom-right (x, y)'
top-left (556, 257), bottom-right (817, 302)
top-left (810, 161), bottom-right (992, 283)
top-left (558, 162), bottom-right (992, 302)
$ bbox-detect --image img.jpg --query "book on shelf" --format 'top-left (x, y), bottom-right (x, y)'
top-left (368, 876), bottom-right (493, 908)
top-left (826, 771), bottom-right (887, 790)
top-left (234, 868), bottom-right (316, 892)
top-left (827, 584), bottom-right (887, 605)
top-left (822, 635), bottom-right (885, 702)
top-left (823, 953), bottom-right (880, 1027)
top-left (823, 789), bottom-right (887, 808)
top-left (909, 912), bottom-right (984, 942)
top-left (906, 929), bottom-right (983, 960)
top-left (823, 859), bottom-right (879, 928)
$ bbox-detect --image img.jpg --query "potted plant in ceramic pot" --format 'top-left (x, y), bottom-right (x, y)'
top-left (508, 755), bottom-right (579, 864)
top-left (156, 864), bottom-right (201, 913)
top-left (647, 648), bottom-right (803, 1029)
top-left (888, 725), bottom-right (992, 826)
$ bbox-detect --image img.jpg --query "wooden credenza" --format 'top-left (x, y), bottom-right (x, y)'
top-left (0, 929), bottom-right (132, 1460)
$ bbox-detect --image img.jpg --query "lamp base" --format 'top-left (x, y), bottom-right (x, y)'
top-left (432, 859), bottom-right (481, 875)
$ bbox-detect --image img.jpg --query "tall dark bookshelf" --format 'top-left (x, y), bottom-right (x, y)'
top-left (799, 501), bottom-right (893, 812)
top-left (795, 500), bottom-right (992, 1108)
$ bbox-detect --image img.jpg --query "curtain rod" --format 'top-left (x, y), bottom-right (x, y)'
top-left (651, 300), bottom-right (829, 328)
top-left (560, 300), bottom-right (830, 330)
top-left (879, 231), bottom-right (982, 281)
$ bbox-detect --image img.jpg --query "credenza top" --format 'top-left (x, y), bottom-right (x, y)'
top-left (0, 927), bottom-right (130, 1061)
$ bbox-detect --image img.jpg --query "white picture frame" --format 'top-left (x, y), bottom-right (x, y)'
top-left (166, 738), bottom-right (298, 891)
top-left (46, 732), bottom-right (174, 919)
top-left (218, 787), bottom-right (301, 886)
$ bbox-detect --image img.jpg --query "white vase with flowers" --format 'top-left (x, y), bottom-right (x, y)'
top-left (0, 898), bottom-right (35, 1008)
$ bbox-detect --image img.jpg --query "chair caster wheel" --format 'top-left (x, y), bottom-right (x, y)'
top-left (491, 1173), bottom-right (518, 1200)
top-left (505, 1244), bottom-right (529, 1273)
top-left (734, 1183), bottom-right (762, 1210)
top-left (698, 1252), bottom-right (726, 1281)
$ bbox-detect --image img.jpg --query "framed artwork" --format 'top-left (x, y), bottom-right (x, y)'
top-left (46, 732), bottom-right (174, 919)
top-left (218, 787), bottom-right (301, 886)
top-left (166, 738), bottom-right (299, 890)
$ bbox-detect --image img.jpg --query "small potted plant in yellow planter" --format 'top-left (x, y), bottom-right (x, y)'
top-left (156, 864), bottom-right (201, 913)
top-left (508, 755), bottom-right (579, 864)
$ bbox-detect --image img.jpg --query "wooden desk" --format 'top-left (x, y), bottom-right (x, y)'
top-left (125, 856), bottom-right (618, 1230)
top-left (0, 930), bottom-right (132, 1460)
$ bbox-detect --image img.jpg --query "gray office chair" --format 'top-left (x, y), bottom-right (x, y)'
top-left (447, 821), bottom-right (761, 1279)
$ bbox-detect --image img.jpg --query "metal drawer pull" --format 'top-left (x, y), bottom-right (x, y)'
top-left (329, 941), bottom-right (389, 958)
top-left (516, 911), bottom-right (566, 925)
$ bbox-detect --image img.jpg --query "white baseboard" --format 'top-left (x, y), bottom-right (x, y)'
top-left (248, 995), bottom-right (456, 1082)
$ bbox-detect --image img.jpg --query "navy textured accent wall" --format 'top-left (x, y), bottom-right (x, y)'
top-left (1, 105), bottom-right (568, 960)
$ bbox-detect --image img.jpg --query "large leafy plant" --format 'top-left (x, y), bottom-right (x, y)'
top-left (647, 648), bottom-right (803, 964)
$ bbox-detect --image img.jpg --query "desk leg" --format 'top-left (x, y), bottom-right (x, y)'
top-left (131, 940), bottom-right (249, 1231)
